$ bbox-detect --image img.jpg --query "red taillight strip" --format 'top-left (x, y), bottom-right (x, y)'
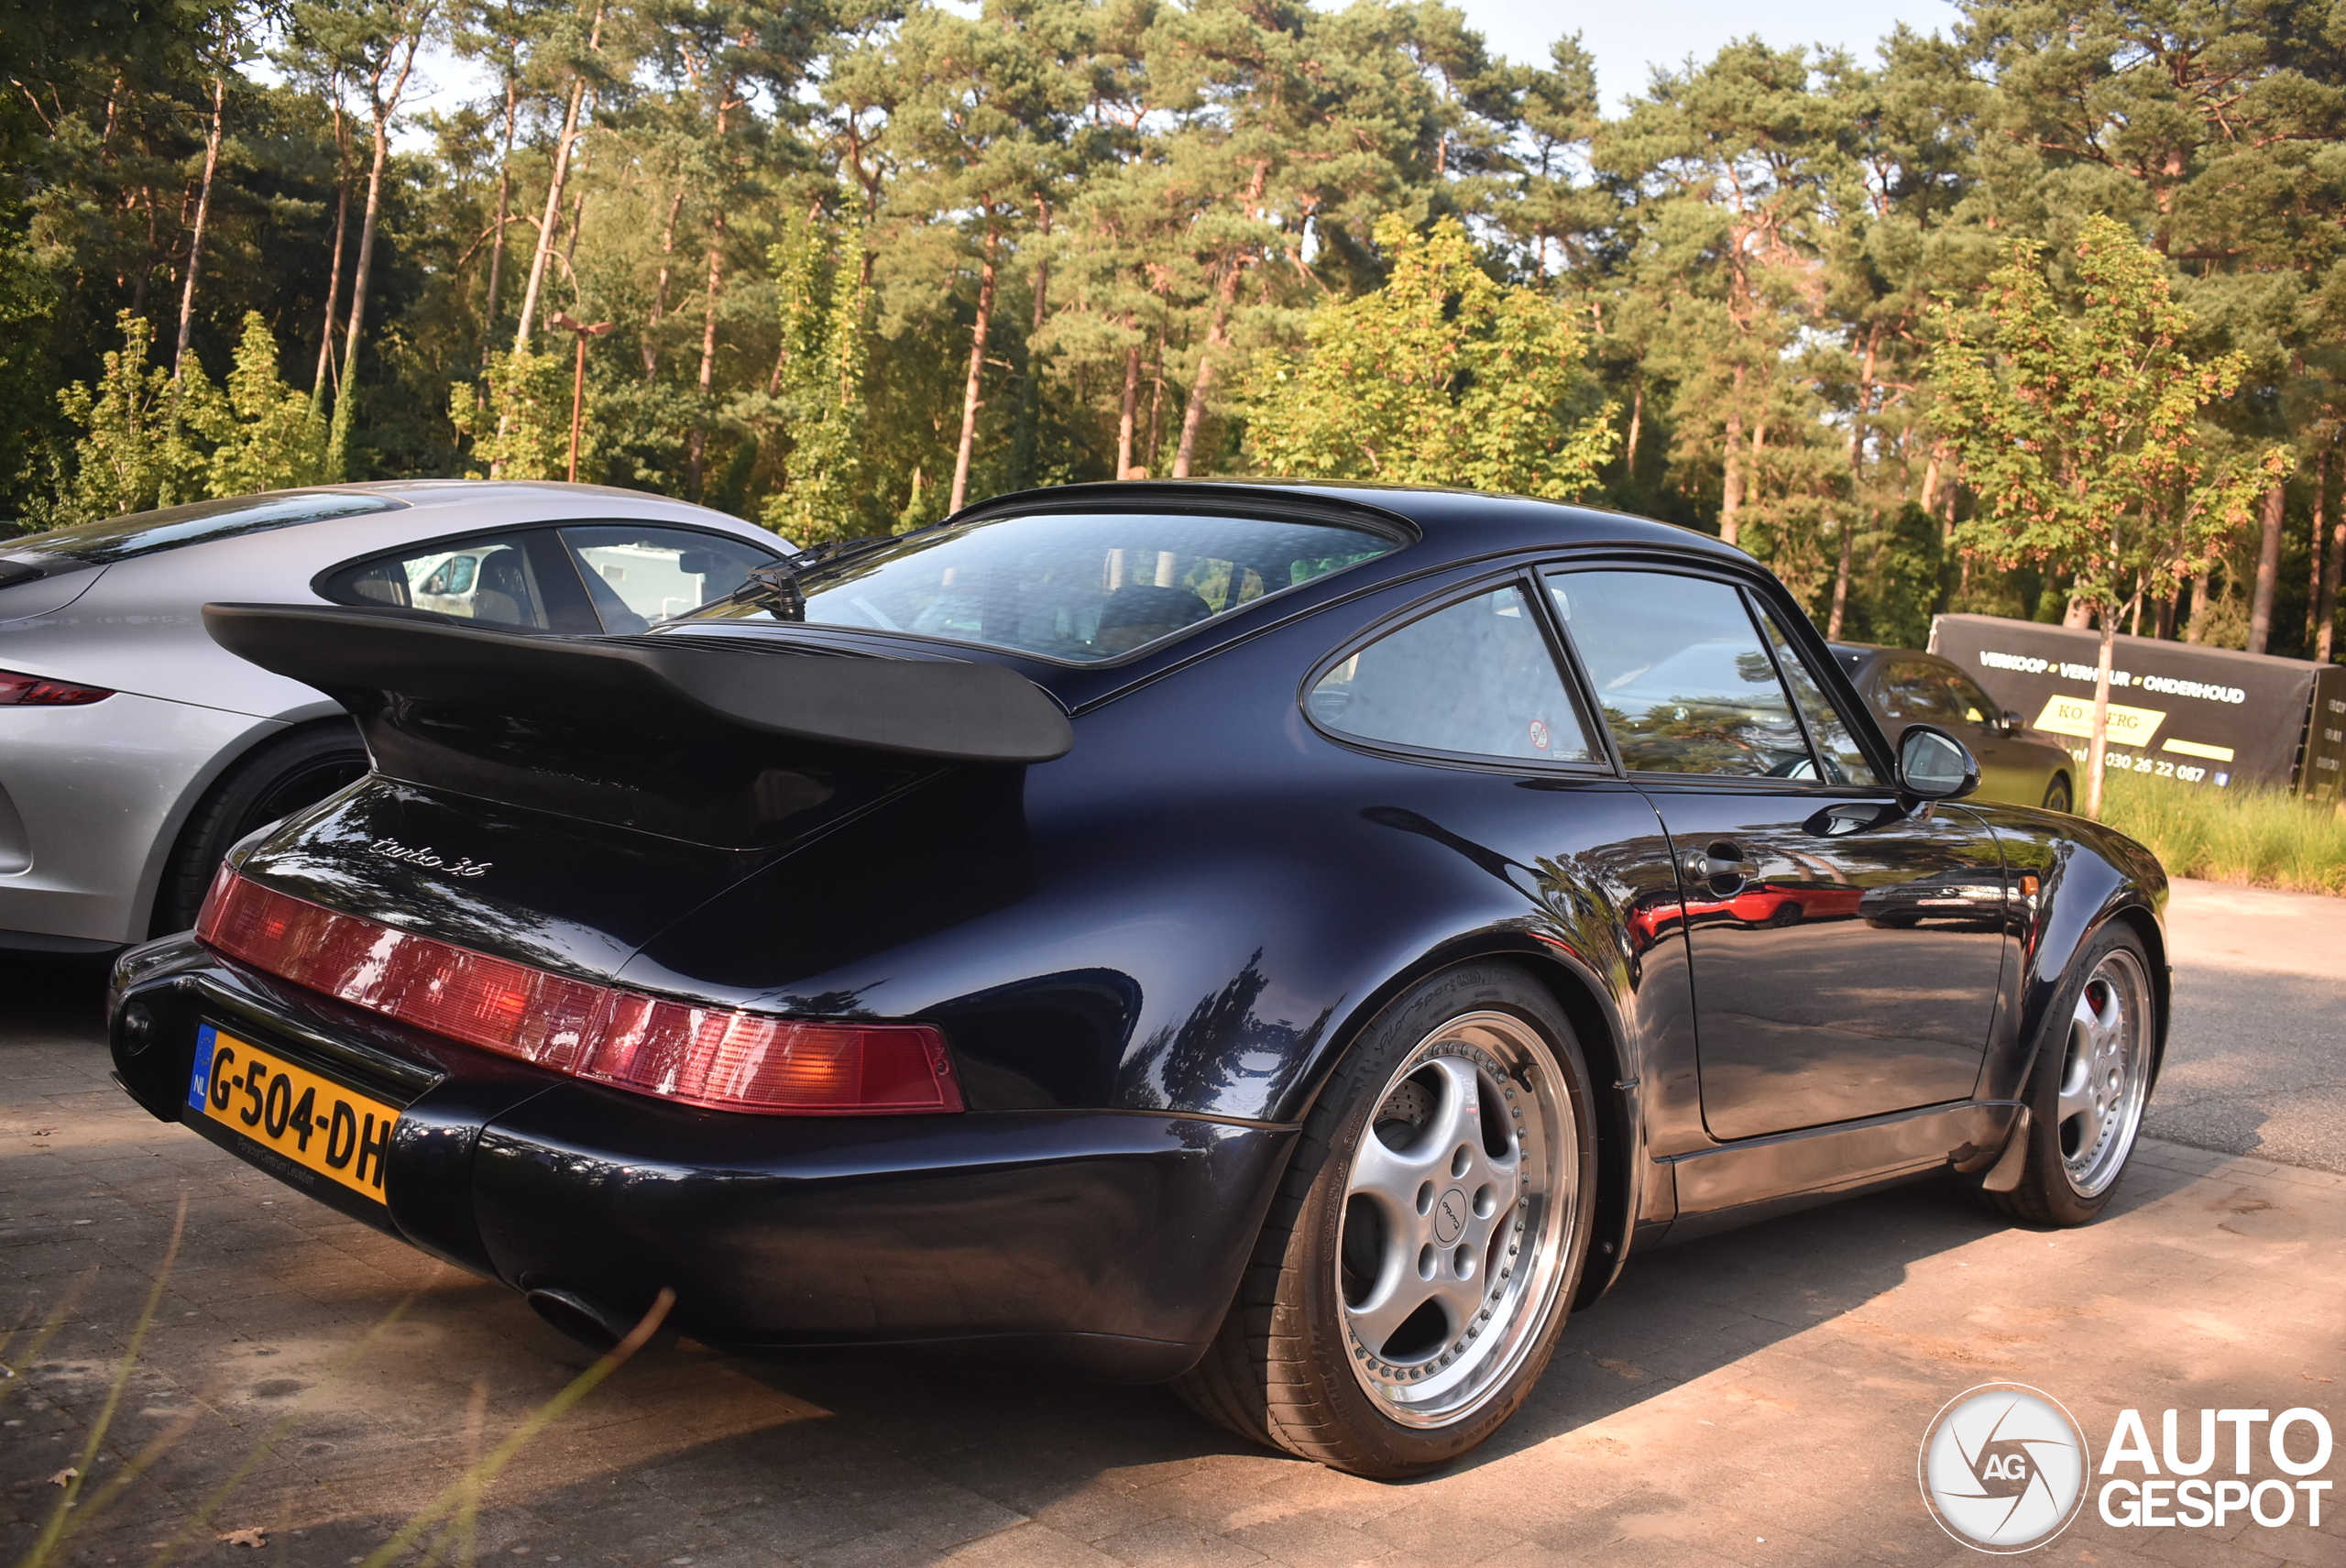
top-left (194, 868), bottom-right (960, 1115)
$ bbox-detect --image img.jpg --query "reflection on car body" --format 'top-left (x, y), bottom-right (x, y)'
top-left (107, 481), bottom-right (2170, 1479)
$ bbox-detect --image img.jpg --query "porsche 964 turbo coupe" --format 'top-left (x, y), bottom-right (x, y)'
top-left (107, 481), bottom-right (2167, 1477)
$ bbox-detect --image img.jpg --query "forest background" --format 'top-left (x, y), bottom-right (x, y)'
top-left (5, 0), bottom-right (2344, 659)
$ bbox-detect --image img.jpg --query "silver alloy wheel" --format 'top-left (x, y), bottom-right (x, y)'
top-left (2055, 947), bottom-right (2151, 1197)
top-left (1336, 1011), bottom-right (1576, 1429)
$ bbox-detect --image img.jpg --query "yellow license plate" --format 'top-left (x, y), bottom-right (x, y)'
top-left (186, 1024), bottom-right (400, 1203)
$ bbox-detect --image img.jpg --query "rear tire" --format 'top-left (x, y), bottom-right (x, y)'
top-left (1175, 963), bottom-right (1596, 1477)
top-left (1986, 924), bottom-right (2155, 1227)
top-left (149, 724), bottom-right (367, 935)
top-left (2042, 774), bottom-right (2073, 813)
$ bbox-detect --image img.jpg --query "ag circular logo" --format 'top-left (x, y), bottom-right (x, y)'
top-left (1919, 1383), bottom-right (2091, 1552)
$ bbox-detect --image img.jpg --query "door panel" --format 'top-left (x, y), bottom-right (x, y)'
top-left (1542, 568), bottom-right (2005, 1145)
top-left (1640, 789), bottom-right (2007, 1140)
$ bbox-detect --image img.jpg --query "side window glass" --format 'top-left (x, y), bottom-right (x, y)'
top-left (1947, 670), bottom-right (1999, 725)
top-left (558, 525), bottom-right (780, 633)
top-left (1881, 659), bottom-right (1965, 724)
top-left (1310, 585), bottom-right (1595, 763)
top-left (1758, 609), bottom-right (1880, 786)
top-left (1544, 569), bottom-right (1814, 777)
top-left (320, 532), bottom-right (556, 630)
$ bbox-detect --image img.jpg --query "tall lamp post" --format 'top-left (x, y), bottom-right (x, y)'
top-left (547, 311), bottom-right (614, 483)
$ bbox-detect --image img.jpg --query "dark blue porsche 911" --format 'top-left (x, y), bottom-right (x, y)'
top-left (107, 481), bottom-right (2166, 1476)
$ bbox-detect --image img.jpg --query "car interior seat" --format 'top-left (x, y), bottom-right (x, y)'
top-left (1093, 584), bottom-right (1212, 654)
top-left (469, 550), bottom-right (537, 627)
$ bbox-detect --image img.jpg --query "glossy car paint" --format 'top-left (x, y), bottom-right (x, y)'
top-left (109, 482), bottom-right (2168, 1382)
top-left (0, 482), bottom-right (784, 948)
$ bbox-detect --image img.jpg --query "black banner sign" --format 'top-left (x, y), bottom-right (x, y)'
top-left (1929, 614), bottom-right (2346, 800)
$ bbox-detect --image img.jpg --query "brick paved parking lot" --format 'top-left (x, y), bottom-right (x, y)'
top-left (5, 880), bottom-right (2342, 1568)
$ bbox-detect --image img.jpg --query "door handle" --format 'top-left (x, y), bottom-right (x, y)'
top-left (1683, 841), bottom-right (1757, 895)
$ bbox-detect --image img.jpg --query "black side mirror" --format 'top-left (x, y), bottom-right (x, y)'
top-left (1897, 724), bottom-right (1979, 801)
top-left (2001, 708), bottom-right (2024, 737)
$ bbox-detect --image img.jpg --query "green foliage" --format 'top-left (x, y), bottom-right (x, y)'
top-left (1246, 216), bottom-right (1617, 499)
top-left (201, 313), bottom-right (334, 495)
top-left (4, 0), bottom-right (2344, 672)
top-left (450, 348), bottom-right (577, 480)
top-left (2099, 770), bottom-right (2346, 897)
top-left (1929, 215), bottom-right (2287, 618)
top-left (53, 313), bottom-right (219, 525)
top-left (762, 206), bottom-right (871, 543)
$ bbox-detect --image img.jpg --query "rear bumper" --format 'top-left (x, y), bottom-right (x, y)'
top-left (109, 936), bottom-right (1288, 1382)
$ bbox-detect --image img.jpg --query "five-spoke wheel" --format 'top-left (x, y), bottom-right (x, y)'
top-left (1987, 925), bottom-right (2156, 1226)
top-left (2053, 947), bottom-right (2150, 1197)
top-left (1336, 1015), bottom-right (1573, 1427)
top-left (1176, 964), bottom-right (1595, 1476)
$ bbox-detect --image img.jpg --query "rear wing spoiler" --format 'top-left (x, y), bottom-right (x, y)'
top-left (203, 603), bottom-right (1071, 843)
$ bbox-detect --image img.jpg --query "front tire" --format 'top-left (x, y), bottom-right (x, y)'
top-left (1986, 925), bottom-right (2156, 1227)
top-left (2042, 774), bottom-right (2074, 813)
top-left (1177, 963), bottom-right (1596, 1476)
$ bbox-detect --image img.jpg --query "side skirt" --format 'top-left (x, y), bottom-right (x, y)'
top-left (1643, 1099), bottom-right (2023, 1247)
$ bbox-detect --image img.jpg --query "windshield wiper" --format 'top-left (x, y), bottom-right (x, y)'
top-left (702, 534), bottom-right (904, 622)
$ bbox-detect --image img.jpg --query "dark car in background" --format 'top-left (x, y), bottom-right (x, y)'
top-left (1832, 642), bottom-right (2078, 812)
top-left (108, 482), bottom-right (2167, 1477)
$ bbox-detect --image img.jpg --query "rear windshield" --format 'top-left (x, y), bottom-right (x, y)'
top-left (1, 492), bottom-right (404, 570)
top-left (690, 509), bottom-right (1403, 663)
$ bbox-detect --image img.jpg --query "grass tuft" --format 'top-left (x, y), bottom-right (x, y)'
top-left (2098, 769), bottom-right (2346, 895)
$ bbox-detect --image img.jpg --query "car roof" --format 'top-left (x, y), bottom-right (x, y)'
top-left (957, 479), bottom-right (1756, 573)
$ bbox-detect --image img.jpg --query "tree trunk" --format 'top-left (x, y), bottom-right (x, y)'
top-left (685, 207), bottom-right (726, 497)
top-left (1623, 377), bottom-right (1642, 478)
top-left (2316, 446), bottom-right (2341, 663)
top-left (313, 100), bottom-right (349, 400)
top-left (1827, 327), bottom-right (1880, 640)
top-left (1008, 207), bottom-right (1050, 492)
top-left (641, 185), bottom-right (684, 378)
top-left (512, 5), bottom-right (604, 356)
top-left (1172, 258), bottom-right (1244, 479)
top-left (332, 27), bottom-right (423, 475)
top-left (481, 70), bottom-right (520, 366)
top-left (2186, 575), bottom-right (2209, 643)
top-left (1171, 161), bottom-right (1268, 481)
top-left (2086, 615), bottom-right (2118, 819)
top-left (1115, 340), bottom-right (1140, 478)
top-left (2063, 595), bottom-right (2094, 629)
top-left (1145, 330), bottom-right (1165, 473)
top-left (948, 225), bottom-right (999, 512)
top-left (172, 73), bottom-right (225, 379)
top-left (2246, 477), bottom-right (2285, 653)
top-left (1718, 362), bottom-right (1749, 545)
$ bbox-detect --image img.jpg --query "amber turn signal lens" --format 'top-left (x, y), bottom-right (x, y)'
top-left (195, 869), bottom-right (961, 1115)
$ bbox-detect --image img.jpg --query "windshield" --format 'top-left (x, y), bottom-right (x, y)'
top-left (692, 509), bottom-right (1402, 663)
top-left (1, 492), bottom-right (404, 571)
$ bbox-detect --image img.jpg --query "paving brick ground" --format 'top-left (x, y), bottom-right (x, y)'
top-left (5, 880), bottom-right (2342, 1567)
